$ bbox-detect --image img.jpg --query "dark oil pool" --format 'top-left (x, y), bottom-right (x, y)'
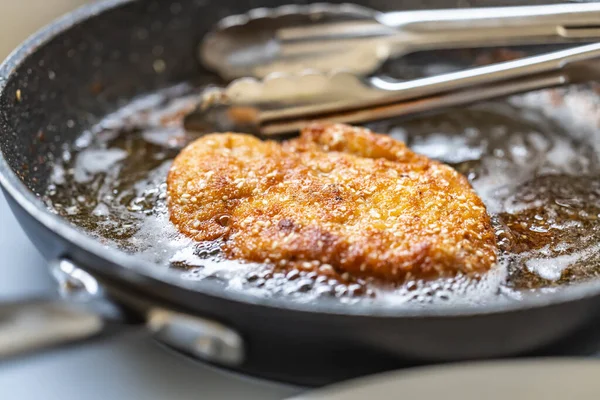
top-left (42, 84), bottom-right (600, 306)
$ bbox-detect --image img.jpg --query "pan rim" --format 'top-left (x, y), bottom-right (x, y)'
top-left (1, 0), bottom-right (600, 319)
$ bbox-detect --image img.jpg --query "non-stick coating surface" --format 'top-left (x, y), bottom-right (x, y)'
top-left (2, 0), bottom-right (600, 385)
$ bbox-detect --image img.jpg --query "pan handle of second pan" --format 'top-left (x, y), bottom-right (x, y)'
top-left (0, 297), bottom-right (128, 360)
top-left (0, 259), bottom-right (246, 367)
top-left (0, 259), bottom-right (133, 360)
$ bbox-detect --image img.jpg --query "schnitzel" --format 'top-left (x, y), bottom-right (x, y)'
top-left (167, 123), bottom-right (497, 282)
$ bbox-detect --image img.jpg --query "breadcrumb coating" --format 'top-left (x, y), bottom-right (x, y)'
top-left (167, 123), bottom-right (497, 282)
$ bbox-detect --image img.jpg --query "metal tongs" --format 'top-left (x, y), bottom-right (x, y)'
top-left (201, 2), bottom-right (600, 79)
top-left (185, 43), bottom-right (600, 137)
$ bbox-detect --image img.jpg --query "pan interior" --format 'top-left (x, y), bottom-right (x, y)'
top-left (1, 0), bottom-right (600, 309)
top-left (40, 80), bottom-right (600, 307)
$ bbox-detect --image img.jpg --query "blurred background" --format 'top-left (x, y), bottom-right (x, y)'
top-left (0, 1), bottom-right (88, 58)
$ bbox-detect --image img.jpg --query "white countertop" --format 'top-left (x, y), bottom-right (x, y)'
top-left (0, 1), bottom-right (300, 398)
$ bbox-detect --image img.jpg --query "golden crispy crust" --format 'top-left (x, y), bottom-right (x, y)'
top-left (167, 123), bottom-right (497, 282)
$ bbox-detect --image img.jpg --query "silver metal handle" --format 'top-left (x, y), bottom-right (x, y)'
top-left (363, 42), bottom-right (600, 103)
top-left (148, 308), bottom-right (245, 366)
top-left (257, 74), bottom-right (565, 136)
top-left (0, 259), bottom-right (245, 366)
top-left (282, 3), bottom-right (600, 38)
top-left (259, 42), bottom-right (600, 123)
top-left (382, 3), bottom-right (600, 52)
top-left (0, 298), bottom-right (105, 359)
top-left (187, 42), bottom-right (600, 136)
top-left (382, 3), bottom-right (600, 29)
top-left (279, 3), bottom-right (600, 62)
top-left (0, 259), bottom-right (125, 359)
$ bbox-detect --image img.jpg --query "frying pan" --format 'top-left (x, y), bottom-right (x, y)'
top-left (1, 0), bottom-right (600, 387)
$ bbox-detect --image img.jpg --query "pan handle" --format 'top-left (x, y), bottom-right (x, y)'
top-left (0, 259), bottom-right (129, 359)
top-left (0, 259), bottom-right (245, 366)
top-left (0, 298), bottom-right (111, 358)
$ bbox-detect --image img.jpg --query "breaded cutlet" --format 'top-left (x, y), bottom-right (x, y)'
top-left (167, 123), bottom-right (497, 282)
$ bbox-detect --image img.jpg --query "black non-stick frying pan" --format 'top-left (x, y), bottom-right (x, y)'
top-left (1, 0), bottom-right (600, 387)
